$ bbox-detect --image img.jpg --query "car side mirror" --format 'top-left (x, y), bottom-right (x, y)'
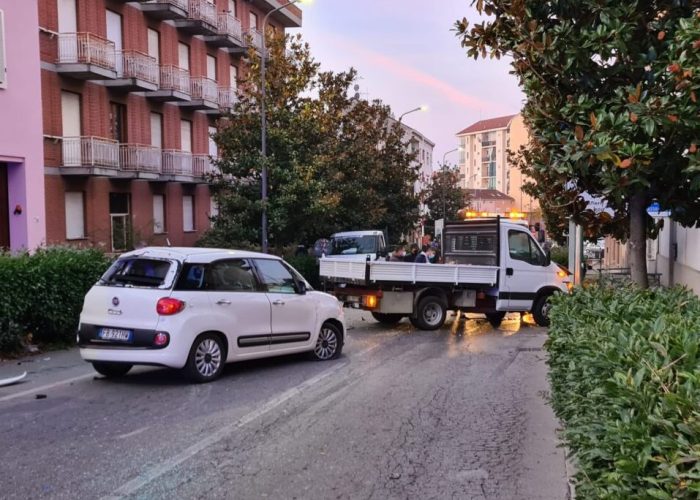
top-left (294, 281), bottom-right (307, 295)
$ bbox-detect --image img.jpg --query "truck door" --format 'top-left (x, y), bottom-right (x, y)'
top-left (502, 228), bottom-right (549, 311)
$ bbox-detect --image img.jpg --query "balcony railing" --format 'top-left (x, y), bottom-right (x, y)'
top-left (162, 150), bottom-right (193, 176)
top-left (246, 29), bottom-right (263, 51)
top-left (218, 13), bottom-right (242, 41)
top-left (191, 77), bottom-right (218, 102)
top-left (217, 87), bottom-right (238, 111)
top-left (159, 65), bottom-right (191, 95)
top-left (57, 33), bottom-right (116, 70)
top-left (120, 144), bottom-right (162, 173)
top-left (193, 154), bottom-right (217, 177)
top-left (62, 137), bottom-right (119, 168)
top-left (187, 0), bottom-right (218, 28)
top-left (117, 51), bottom-right (159, 85)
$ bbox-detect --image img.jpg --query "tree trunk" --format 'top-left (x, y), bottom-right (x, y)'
top-left (628, 192), bottom-right (649, 288)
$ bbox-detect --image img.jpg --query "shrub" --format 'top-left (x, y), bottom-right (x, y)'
top-left (285, 254), bottom-right (321, 289)
top-left (546, 285), bottom-right (700, 498)
top-left (0, 248), bottom-right (111, 353)
top-left (549, 245), bottom-right (568, 267)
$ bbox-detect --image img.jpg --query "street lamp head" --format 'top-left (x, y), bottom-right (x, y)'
top-left (420, 105), bottom-right (428, 112)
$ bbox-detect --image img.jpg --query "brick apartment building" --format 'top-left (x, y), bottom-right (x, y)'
top-left (38, 0), bottom-right (301, 251)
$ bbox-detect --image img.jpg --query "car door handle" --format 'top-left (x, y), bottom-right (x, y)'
top-left (272, 300), bottom-right (285, 306)
top-left (506, 267), bottom-right (514, 276)
top-left (216, 299), bottom-right (232, 305)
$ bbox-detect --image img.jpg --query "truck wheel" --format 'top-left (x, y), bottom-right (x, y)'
top-left (532, 294), bottom-right (553, 327)
top-left (485, 312), bottom-right (506, 328)
top-left (371, 312), bottom-right (403, 325)
top-left (412, 295), bottom-right (447, 331)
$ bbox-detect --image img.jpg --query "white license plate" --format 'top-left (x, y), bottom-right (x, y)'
top-left (98, 328), bottom-right (133, 342)
top-left (345, 295), bottom-right (361, 303)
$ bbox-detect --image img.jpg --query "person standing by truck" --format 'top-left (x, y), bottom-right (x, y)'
top-left (415, 245), bottom-right (434, 264)
top-left (404, 243), bottom-right (420, 262)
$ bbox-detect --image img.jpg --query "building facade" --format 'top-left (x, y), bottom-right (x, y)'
top-left (39, 0), bottom-right (300, 251)
top-left (466, 189), bottom-right (516, 214)
top-left (0, 1), bottom-right (47, 251)
top-left (456, 113), bottom-right (539, 220)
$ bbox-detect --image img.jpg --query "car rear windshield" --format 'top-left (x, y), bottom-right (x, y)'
top-left (99, 257), bottom-right (177, 289)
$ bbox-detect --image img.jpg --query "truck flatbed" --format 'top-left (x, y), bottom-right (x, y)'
top-left (319, 257), bottom-right (499, 287)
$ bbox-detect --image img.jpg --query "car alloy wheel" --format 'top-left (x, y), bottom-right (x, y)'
top-left (195, 338), bottom-right (222, 378)
top-left (314, 326), bottom-right (339, 360)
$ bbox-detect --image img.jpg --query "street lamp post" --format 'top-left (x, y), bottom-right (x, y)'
top-left (398, 105), bottom-right (427, 122)
top-left (442, 147), bottom-right (459, 165)
top-left (260, 0), bottom-right (304, 253)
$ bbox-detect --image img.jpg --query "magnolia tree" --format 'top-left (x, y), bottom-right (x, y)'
top-left (420, 165), bottom-right (470, 222)
top-left (457, 1), bottom-right (700, 287)
top-left (203, 34), bottom-right (420, 249)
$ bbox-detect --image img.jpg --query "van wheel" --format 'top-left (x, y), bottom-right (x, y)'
top-left (371, 312), bottom-right (403, 325)
top-left (532, 294), bottom-right (553, 327)
top-left (184, 334), bottom-right (225, 383)
top-left (92, 362), bottom-right (132, 378)
top-left (412, 295), bottom-right (447, 331)
top-left (485, 312), bottom-right (506, 328)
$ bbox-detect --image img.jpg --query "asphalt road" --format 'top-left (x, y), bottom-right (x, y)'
top-left (0, 311), bottom-right (568, 500)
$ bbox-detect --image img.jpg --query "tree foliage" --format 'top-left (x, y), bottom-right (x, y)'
top-left (202, 34), bottom-right (420, 249)
top-left (457, 1), bottom-right (700, 286)
top-left (420, 165), bottom-right (470, 221)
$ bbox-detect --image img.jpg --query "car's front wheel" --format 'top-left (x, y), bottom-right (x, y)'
top-left (184, 333), bottom-right (226, 383)
top-left (92, 361), bottom-right (132, 378)
top-left (312, 323), bottom-right (343, 361)
top-left (532, 294), bottom-right (553, 327)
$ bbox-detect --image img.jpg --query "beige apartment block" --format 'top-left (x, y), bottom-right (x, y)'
top-left (457, 113), bottom-right (539, 220)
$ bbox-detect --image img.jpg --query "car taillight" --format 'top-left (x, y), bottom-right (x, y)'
top-left (157, 297), bottom-right (185, 315)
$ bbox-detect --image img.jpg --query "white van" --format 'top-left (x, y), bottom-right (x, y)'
top-left (325, 230), bottom-right (387, 261)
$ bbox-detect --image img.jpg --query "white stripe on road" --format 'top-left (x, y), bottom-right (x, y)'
top-left (105, 343), bottom-right (383, 499)
top-left (0, 372), bottom-right (95, 403)
top-left (117, 426), bottom-right (150, 440)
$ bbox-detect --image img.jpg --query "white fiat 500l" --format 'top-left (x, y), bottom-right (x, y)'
top-left (78, 247), bottom-right (345, 383)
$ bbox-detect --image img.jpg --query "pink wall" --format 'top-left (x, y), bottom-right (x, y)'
top-left (0, 0), bottom-right (46, 250)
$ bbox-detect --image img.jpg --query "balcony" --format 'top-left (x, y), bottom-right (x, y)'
top-left (56, 33), bottom-right (117, 80)
top-left (162, 150), bottom-right (194, 178)
top-left (179, 77), bottom-right (218, 111)
top-left (60, 137), bottom-right (120, 176)
top-left (138, 0), bottom-right (189, 21)
top-left (145, 65), bottom-right (191, 102)
top-left (202, 13), bottom-right (245, 49)
top-left (193, 154), bottom-right (217, 177)
top-left (120, 144), bottom-right (162, 179)
top-left (215, 87), bottom-right (238, 114)
top-left (245, 28), bottom-right (263, 53)
top-left (103, 51), bottom-right (159, 92)
top-left (173, 0), bottom-right (218, 36)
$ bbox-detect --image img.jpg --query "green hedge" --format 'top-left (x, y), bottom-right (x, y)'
top-left (0, 248), bottom-right (111, 353)
top-left (546, 285), bottom-right (700, 498)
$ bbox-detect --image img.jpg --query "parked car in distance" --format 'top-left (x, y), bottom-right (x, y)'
top-left (78, 247), bottom-right (345, 383)
top-left (326, 230), bottom-right (387, 261)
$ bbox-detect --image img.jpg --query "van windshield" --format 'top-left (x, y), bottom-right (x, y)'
top-left (328, 235), bottom-right (379, 256)
top-left (98, 257), bottom-right (177, 289)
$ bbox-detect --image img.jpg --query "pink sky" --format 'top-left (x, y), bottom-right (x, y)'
top-left (292, 0), bottom-right (525, 166)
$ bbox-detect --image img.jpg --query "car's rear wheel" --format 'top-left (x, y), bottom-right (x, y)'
top-left (371, 312), bottom-right (404, 325)
top-left (92, 361), bottom-right (132, 378)
top-left (184, 333), bottom-right (225, 383)
top-left (411, 295), bottom-right (447, 330)
top-left (312, 323), bottom-right (343, 361)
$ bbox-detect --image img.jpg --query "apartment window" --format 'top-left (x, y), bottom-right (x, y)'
top-left (65, 192), bottom-right (85, 239)
top-left (249, 11), bottom-right (258, 30)
top-left (147, 29), bottom-right (160, 64)
top-left (183, 195), bottom-right (195, 231)
top-left (178, 42), bottom-right (190, 71)
top-left (153, 194), bottom-right (166, 234)
top-left (208, 126), bottom-right (218, 158)
top-left (180, 119), bottom-right (192, 152)
top-left (109, 102), bottom-right (127, 142)
top-left (228, 0), bottom-right (237, 17)
top-left (0, 10), bottom-right (6, 89)
top-left (150, 112), bottom-right (163, 148)
top-left (230, 65), bottom-right (238, 90)
top-left (206, 54), bottom-right (217, 81)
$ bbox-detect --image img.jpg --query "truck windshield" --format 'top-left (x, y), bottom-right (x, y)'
top-left (98, 257), bottom-right (177, 289)
top-left (328, 236), bottom-right (378, 255)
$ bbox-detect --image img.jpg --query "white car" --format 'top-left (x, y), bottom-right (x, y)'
top-left (78, 247), bottom-right (345, 383)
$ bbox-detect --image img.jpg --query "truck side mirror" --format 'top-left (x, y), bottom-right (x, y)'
top-left (544, 250), bottom-right (551, 267)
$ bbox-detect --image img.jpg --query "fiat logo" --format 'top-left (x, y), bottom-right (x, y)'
top-left (112, 297), bottom-right (120, 306)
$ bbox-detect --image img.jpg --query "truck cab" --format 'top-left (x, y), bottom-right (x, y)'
top-left (326, 230), bottom-right (386, 261)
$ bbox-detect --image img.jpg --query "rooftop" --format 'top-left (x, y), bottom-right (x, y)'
top-left (456, 114), bottom-right (518, 136)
